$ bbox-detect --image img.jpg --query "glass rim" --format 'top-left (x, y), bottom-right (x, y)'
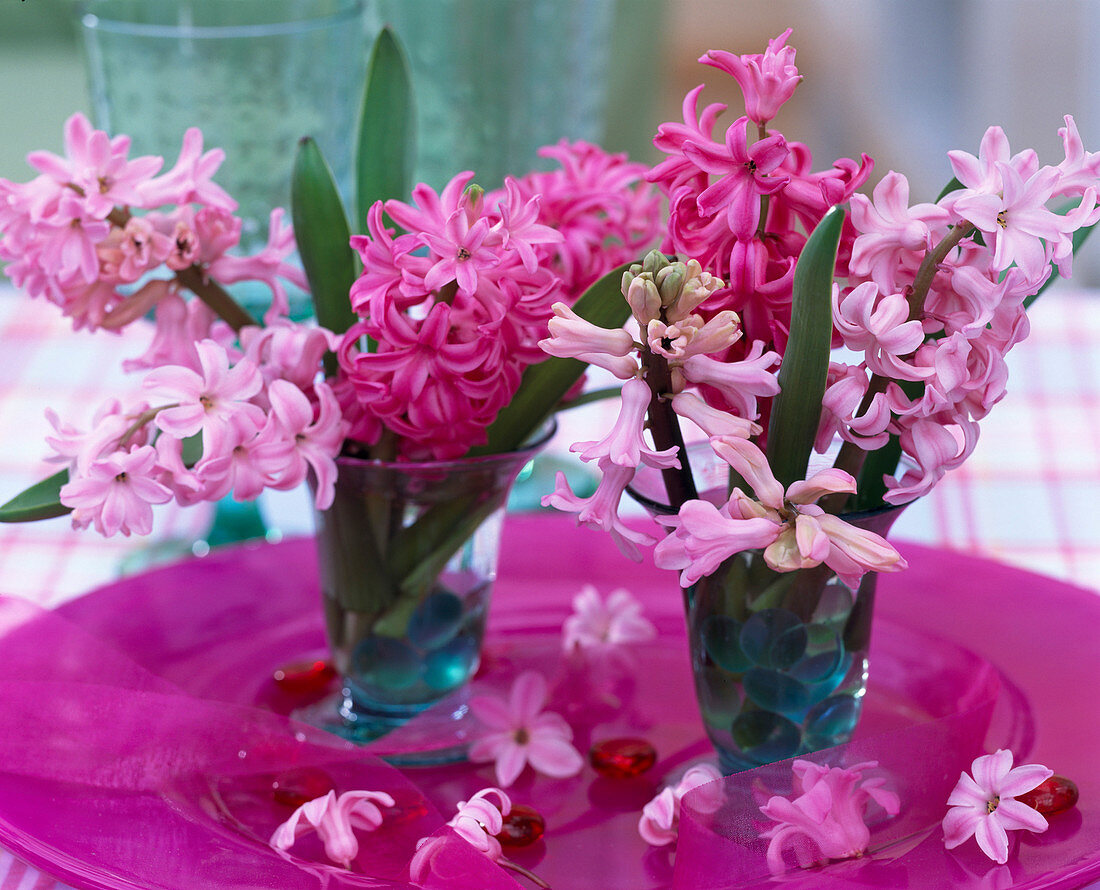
top-left (334, 420), bottom-right (558, 473)
top-left (79, 0), bottom-right (364, 39)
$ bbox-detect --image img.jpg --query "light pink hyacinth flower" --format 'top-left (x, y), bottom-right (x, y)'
top-left (638, 763), bottom-right (724, 846)
top-left (469, 671), bottom-right (584, 787)
top-left (759, 760), bottom-right (900, 873)
top-left (561, 585), bottom-right (657, 651)
top-left (60, 445), bottom-right (172, 537)
top-left (943, 749), bottom-right (1052, 864)
top-left (270, 789), bottom-right (395, 869)
top-left (654, 436), bottom-right (907, 589)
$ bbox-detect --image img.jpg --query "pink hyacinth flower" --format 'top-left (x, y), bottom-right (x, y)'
top-left (408, 788), bottom-right (513, 884)
top-left (760, 759), bottom-right (900, 873)
top-left (542, 460), bottom-right (657, 562)
top-left (570, 376), bottom-right (680, 469)
top-left (562, 584), bottom-right (657, 651)
top-left (270, 789), bottom-right (395, 869)
top-left (683, 115), bottom-right (790, 236)
top-left (638, 763), bottom-right (724, 846)
top-left (144, 339), bottom-right (265, 457)
top-left (27, 112), bottom-right (162, 218)
top-left (947, 125), bottom-right (1039, 196)
top-left (60, 445), bottom-right (173, 537)
top-left (446, 787), bottom-right (511, 860)
top-left (699, 29), bottom-right (803, 125)
top-left (469, 671), bottom-right (584, 788)
top-left (670, 391), bottom-right (762, 440)
top-left (653, 497), bottom-right (780, 588)
top-left (942, 749), bottom-right (1052, 865)
top-left (265, 379), bottom-right (346, 509)
top-left (832, 282), bottom-right (929, 381)
top-left (951, 163), bottom-right (1075, 281)
top-left (656, 437), bottom-right (906, 589)
top-left (539, 302), bottom-right (639, 380)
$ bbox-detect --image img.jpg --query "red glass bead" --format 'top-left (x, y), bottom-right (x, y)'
top-left (496, 803), bottom-right (546, 847)
top-left (272, 659), bottom-right (337, 696)
top-left (1018, 775), bottom-right (1079, 816)
top-left (270, 767), bottom-right (335, 808)
top-left (588, 737), bottom-right (657, 779)
top-left (386, 789), bottom-right (431, 825)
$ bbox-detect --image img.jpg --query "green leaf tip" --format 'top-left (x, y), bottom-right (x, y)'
top-left (0, 469), bottom-right (71, 523)
top-left (356, 26), bottom-right (416, 231)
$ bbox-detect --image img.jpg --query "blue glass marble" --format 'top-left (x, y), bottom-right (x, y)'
top-left (740, 608), bottom-right (807, 670)
top-left (423, 634), bottom-right (479, 691)
top-left (790, 639), bottom-right (845, 683)
top-left (352, 635), bottom-right (423, 691)
top-left (701, 615), bottom-right (751, 672)
top-left (742, 667), bottom-right (813, 714)
top-left (407, 590), bottom-right (465, 650)
top-left (730, 710), bottom-right (802, 765)
top-left (803, 695), bottom-right (862, 747)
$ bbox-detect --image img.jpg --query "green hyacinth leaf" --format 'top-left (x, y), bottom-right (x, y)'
top-left (356, 27), bottom-right (415, 231)
top-left (0, 469), bottom-right (71, 522)
top-left (476, 263), bottom-right (632, 455)
top-left (291, 136), bottom-right (359, 362)
top-left (766, 206), bottom-right (844, 488)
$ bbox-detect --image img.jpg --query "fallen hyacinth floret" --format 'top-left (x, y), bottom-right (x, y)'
top-left (468, 670), bottom-right (585, 788)
top-left (269, 788), bottom-right (395, 869)
top-left (638, 763), bottom-right (724, 846)
top-left (561, 585), bottom-right (657, 651)
top-left (759, 759), bottom-right (900, 873)
top-left (410, 788), bottom-right (550, 888)
top-left (942, 749), bottom-right (1053, 864)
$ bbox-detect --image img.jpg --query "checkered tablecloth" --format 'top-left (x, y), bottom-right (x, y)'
top-left (0, 283), bottom-right (1098, 890)
top-left (1, 283), bottom-right (1099, 606)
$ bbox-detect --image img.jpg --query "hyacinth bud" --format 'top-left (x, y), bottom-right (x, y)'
top-left (625, 275), bottom-right (662, 325)
top-left (668, 260), bottom-right (724, 321)
top-left (463, 182), bottom-right (485, 210)
top-left (641, 248), bottom-right (669, 277)
top-left (655, 263), bottom-right (687, 307)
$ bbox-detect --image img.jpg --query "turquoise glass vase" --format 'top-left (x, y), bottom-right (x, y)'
top-left (309, 426), bottom-right (552, 761)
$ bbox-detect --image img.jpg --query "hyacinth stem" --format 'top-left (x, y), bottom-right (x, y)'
top-left (824, 220), bottom-right (975, 512)
top-left (501, 858), bottom-right (552, 889)
top-left (175, 265), bottom-right (259, 332)
top-left (641, 346), bottom-right (697, 509)
top-left (102, 200), bottom-right (259, 332)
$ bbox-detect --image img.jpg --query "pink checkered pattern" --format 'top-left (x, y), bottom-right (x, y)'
top-left (893, 285), bottom-right (1100, 591)
top-left (0, 285), bottom-right (1098, 889)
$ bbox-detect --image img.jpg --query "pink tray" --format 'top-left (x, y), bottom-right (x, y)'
top-left (0, 515), bottom-right (1094, 889)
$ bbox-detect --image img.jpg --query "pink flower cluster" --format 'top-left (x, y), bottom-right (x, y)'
top-left (50, 333), bottom-right (345, 536)
top-left (648, 29), bottom-right (872, 352)
top-left (0, 114), bottom-right (346, 537)
top-left (759, 759), bottom-right (900, 873)
top-left (540, 255), bottom-right (906, 587)
top-left (654, 437), bottom-right (907, 589)
top-left (835, 119), bottom-right (1100, 501)
top-left (541, 30), bottom-right (1100, 589)
top-left (338, 142), bottom-right (660, 460)
top-left (0, 113), bottom-right (304, 338)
